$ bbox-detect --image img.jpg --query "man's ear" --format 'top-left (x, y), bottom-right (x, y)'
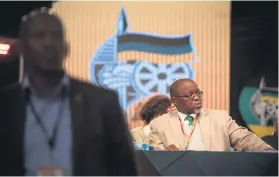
top-left (171, 97), bottom-right (177, 105)
top-left (167, 104), bottom-right (175, 112)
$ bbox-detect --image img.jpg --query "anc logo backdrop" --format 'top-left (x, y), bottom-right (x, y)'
top-left (52, 2), bottom-right (230, 120)
top-left (239, 77), bottom-right (278, 137)
top-left (89, 8), bottom-right (196, 111)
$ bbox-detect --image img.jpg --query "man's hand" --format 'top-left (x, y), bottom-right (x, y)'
top-left (166, 144), bottom-right (179, 151)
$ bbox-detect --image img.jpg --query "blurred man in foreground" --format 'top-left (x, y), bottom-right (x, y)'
top-left (149, 78), bottom-right (274, 152)
top-left (131, 95), bottom-right (172, 144)
top-left (0, 8), bottom-right (137, 176)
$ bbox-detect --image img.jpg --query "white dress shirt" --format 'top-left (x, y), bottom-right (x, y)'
top-left (143, 124), bottom-right (151, 137)
top-left (177, 111), bottom-right (205, 151)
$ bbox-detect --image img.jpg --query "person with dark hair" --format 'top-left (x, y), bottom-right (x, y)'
top-left (131, 95), bottom-right (172, 144)
top-left (0, 8), bottom-right (137, 176)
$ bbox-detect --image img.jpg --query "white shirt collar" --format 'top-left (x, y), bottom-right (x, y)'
top-left (176, 110), bottom-right (197, 122)
top-left (21, 74), bottom-right (70, 97)
top-left (21, 74), bottom-right (70, 89)
top-left (142, 124), bottom-right (151, 137)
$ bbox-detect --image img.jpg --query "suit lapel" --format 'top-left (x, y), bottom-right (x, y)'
top-left (168, 110), bottom-right (185, 149)
top-left (69, 79), bottom-right (85, 175)
top-left (199, 109), bottom-right (211, 151)
top-left (16, 90), bottom-right (26, 155)
top-left (9, 85), bottom-right (26, 174)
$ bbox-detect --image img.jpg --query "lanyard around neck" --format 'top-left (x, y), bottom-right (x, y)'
top-left (26, 87), bottom-right (67, 151)
top-left (178, 115), bottom-right (198, 148)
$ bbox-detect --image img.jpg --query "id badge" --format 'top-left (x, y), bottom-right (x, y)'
top-left (37, 166), bottom-right (63, 176)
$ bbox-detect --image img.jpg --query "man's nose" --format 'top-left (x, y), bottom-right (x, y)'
top-left (193, 94), bottom-right (200, 101)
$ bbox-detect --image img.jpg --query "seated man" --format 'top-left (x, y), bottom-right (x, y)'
top-left (149, 78), bottom-right (274, 152)
top-left (131, 95), bottom-right (172, 144)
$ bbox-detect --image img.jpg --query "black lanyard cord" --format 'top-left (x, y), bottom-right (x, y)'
top-left (26, 87), bottom-right (67, 151)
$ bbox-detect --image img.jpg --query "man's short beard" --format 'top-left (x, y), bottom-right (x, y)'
top-left (193, 108), bottom-right (201, 115)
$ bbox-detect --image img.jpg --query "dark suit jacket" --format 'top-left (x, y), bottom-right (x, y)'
top-left (0, 77), bottom-right (137, 176)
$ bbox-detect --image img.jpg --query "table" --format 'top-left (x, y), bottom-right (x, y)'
top-left (135, 151), bottom-right (278, 176)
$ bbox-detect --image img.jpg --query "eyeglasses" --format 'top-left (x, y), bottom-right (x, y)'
top-left (172, 90), bottom-right (203, 100)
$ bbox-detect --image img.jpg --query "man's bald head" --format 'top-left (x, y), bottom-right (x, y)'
top-left (170, 78), bottom-right (196, 97)
top-left (170, 78), bottom-right (203, 115)
top-left (19, 8), bottom-right (65, 40)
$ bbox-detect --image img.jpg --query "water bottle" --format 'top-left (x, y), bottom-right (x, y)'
top-left (134, 142), bottom-right (154, 151)
top-left (148, 145), bottom-right (154, 151)
top-left (134, 142), bottom-right (143, 150)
